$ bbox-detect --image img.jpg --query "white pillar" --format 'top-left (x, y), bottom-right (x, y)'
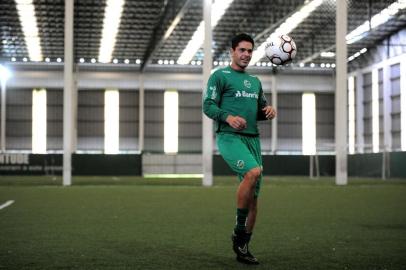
top-left (401, 56), bottom-right (406, 151)
top-left (0, 80), bottom-right (6, 152)
top-left (356, 70), bottom-right (364, 153)
top-left (202, 0), bottom-right (213, 186)
top-left (63, 0), bottom-right (74, 186)
top-left (138, 74), bottom-right (145, 153)
top-left (335, 0), bottom-right (348, 185)
top-left (271, 76), bottom-right (278, 154)
top-left (383, 64), bottom-right (392, 152)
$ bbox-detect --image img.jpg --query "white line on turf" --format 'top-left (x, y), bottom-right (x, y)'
top-left (0, 200), bottom-right (15, 210)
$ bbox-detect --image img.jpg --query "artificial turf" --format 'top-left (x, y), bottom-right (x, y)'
top-left (0, 176), bottom-right (405, 269)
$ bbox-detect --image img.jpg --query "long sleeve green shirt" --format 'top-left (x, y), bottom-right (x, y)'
top-left (203, 66), bottom-right (268, 136)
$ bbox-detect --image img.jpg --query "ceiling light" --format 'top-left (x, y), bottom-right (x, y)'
top-left (310, 63), bottom-right (315, 67)
top-left (299, 63), bottom-right (305, 67)
top-left (11, 57), bottom-right (16, 62)
top-left (113, 58), bottom-right (118, 64)
top-left (79, 58), bottom-right (85, 63)
top-left (0, 64), bottom-right (12, 82)
top-left (177, 0), bottom-right (234, 65)
top-left (124, 59), bottom-right (130, 64)
top-left (15, 0), bottom-right (42, 61)
top-left (135, 59), bottom-right (141, 64)
top-left (251, 0), bottom-right (323, 65)
top-left (23, 57), bottom-right (28, 62)
top-left (213, 61), bottom-right (218, 66)
top-left (158, 60), bottom-right (163, 65)
top-left (169, 60), bottom-right (174, 65)
top-left (56, 58), bottom-right (62, 62)
top-left (320, 52), bottom-right (335, 58)
top-left (91, 58), bottom-right (96, 63)
top-left (45, 57), bottom-right (50, 62)
top-left (98, 0), bottom-right (125, 63)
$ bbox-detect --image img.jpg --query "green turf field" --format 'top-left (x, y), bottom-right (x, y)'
top-left (0, 176), bottom-right (405, 269)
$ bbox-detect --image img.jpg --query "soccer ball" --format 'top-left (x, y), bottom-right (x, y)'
top-left (265, 34), bottom-right (297, 65)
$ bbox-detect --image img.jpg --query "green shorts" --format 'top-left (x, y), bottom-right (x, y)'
top-left (216, 132), bottom-right (263, 197)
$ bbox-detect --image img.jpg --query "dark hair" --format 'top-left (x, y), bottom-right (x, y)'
top-left (231, 33), bottom-right (254, 50)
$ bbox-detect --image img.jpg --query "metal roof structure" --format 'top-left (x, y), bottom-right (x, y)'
top-left (0, 0), bottom-right (405, 71)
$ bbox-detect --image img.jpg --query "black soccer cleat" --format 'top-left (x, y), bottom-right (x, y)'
top-left (232, 231), bottom-right (259, 265)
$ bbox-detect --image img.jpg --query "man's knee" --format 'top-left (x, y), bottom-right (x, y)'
top-left (245, 167), bottom-right (261, 181)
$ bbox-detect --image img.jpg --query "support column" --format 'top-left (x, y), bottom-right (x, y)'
top-left (382, 64), bottom-right (392, 179)
top-left (138, 73), bottom-right (145, 153)
top-left (0, 80), bottom-right (6, 152)
top-left (63, 0), bottom-right (74, 186)
top-left (202, 0), bottom-right (213, 186)
top-left (271, 76), bottom-right (278, 154)
top-left (356, 70), bottom-right (364, 153)
top-left (335, 0), bottom-right (348, 185)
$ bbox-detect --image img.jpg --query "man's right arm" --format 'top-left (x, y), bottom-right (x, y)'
top-left (202, 72), bottom-right (229, 122)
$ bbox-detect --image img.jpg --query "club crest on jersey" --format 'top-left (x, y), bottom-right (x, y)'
top-left (237, 160), bottom-right (245, 169)
top-left (244, 80), bottom-right (251, 88)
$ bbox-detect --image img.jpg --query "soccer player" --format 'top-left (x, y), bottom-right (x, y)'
top-left (203, 33), bottom-right (276, 265)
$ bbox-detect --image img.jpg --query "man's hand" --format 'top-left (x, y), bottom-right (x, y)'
top-left (226, 115), bottom-right (247, 130)
top-left (262, 106), bottom-right (277, 119)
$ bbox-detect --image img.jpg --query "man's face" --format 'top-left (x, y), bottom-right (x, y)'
top-left (230, 41), bottom-right (253, 70)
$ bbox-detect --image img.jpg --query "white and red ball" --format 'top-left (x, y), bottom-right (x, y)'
top-left (265, 34), bottom-right (297, 65)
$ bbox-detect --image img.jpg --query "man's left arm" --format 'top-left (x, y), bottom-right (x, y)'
top-left (257, 83), bottom-right (276, 120)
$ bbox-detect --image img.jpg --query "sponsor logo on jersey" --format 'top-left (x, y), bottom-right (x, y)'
top-left (222, 70), bottom-right (231, 73)
top-left (235, 90), bottom-right (258, 99)
top-left (244, 80), bottom-right (251, 88)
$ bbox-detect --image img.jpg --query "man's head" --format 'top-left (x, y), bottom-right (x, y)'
top-left (230, 33), bottom-right (255, 71)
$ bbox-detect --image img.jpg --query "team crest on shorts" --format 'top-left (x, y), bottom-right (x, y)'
top-left (237, 160), bottom-right (245, 169)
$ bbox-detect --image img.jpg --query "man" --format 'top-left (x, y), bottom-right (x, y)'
top-left (203, 33), bottom-right (276, 265)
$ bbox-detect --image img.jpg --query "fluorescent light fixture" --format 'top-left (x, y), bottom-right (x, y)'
top-left (320, 52), bottom-right (335, 58)
top-left (401, 60), bottom-right (406, 151)
top-left (0, 64), bottom-right (12, 82)
top-left (104, 90), bottom-right (119, 154)
top-left (346, 0), bottom-right (406, 44)
top-left (348, 76), bottom-right (355, 154)
top-left (164, 90), bottom-right (178, 153)
top-left (372, 69), bottom-right (379, 153)
top-left (32, 88), bottom-right (47, 153)
top-left (251, 0), bottom-right (323, 65)
top-left (98, 0), bottom-right (125, 63)
top-left (348, 48), bottom-right (367, 62)
top-left (15, 0), bottom-right (42, 61)
top-left (177, 0), bottom-right (234, 65)
top-left (302, 93), bottom-right (316, 155)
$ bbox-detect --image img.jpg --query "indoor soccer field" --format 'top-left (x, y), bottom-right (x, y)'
top-left (1, 176), bottom-right (405, 270)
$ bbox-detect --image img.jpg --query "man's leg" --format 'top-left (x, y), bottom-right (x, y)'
top-left (246, 197), bottom-right (258, 233)
top-left (233, 167), bottom-right (261, 264)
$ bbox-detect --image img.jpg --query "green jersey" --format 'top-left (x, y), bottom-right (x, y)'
top-left (203, 66), bottom-right (268, 135)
